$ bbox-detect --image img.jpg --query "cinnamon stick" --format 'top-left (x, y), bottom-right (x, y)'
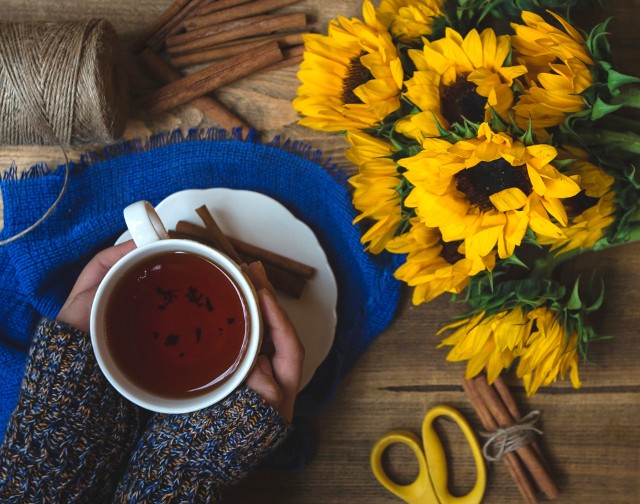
top-left (165, 13), bottom-right (305, 55)
top-left (173, 221), bottom-right (222, 247)
top-left (171, 224), bottom-right (307, 298)
top-left (195, 204), bottom-right (243, 264)
top-left (145, 41), bottom-right (283, 114)
top-left (141, 0), bottom-right (209, 53)
top-left (257, 44), bottom-right (303, 72)
top-left (131, 0), bottom-right (192, 52)
top-left (227, 236), bottom-right (315, 279)
top-left (249, 259), bottom-right (305, 298)
top-left (168, 14), bottom-right (275, 48)
top-left (137, 49), bottom-right (251, 134)
top-left (472, 376), bottom-right (560, 500)
top-left (186, 0), bottom-right (302, 30)
top-left (197, 0), bottom-right (254, 16)
top-left (169, 31), bottom-right (305, 67)
top-left (462, 379), bottom-right (539, 504)
top-left (151, 0), bottom-right (209, 51)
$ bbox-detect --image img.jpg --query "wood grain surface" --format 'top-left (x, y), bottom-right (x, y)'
top-left (1, 1), bottom-right (639, 502)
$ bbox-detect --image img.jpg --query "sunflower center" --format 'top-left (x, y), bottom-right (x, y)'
top-left (440, 238), bottom-right (464, 264)
top-left (563, 191), bottom-right (598, 216)
top-left (455, 158), bottom-right (533, 212)
top-left (441, 74), bottom-right (487, 125)
top-left (342, 52), bottom-right (372, 104)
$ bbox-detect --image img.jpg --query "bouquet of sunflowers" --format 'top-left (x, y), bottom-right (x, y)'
top-left (293, 0), bottom-right (640, 395)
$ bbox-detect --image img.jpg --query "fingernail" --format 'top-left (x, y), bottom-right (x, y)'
top-left (255, 261), bottom-right (268, 280)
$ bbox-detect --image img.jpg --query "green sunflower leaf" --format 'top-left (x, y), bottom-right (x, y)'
top-left (590, 97), bottom-right (623, 120)
top-left (585, 18), bottom-right (612, 61)
top-left (567, 279), bottom-right (582, 310)
top-left (605, 67), bottom-right (640, 92)
top-left (586, 280), bottom-right (605, 312)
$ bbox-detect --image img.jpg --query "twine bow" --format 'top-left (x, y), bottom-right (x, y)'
top-left (480, 410), bottom-right (543, 462)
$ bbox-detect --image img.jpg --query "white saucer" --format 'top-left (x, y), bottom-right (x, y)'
top-left (117, 188), bottom-right (338, 390)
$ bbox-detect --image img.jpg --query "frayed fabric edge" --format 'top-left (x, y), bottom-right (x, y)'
top-left (1, 127), bottom-right (351, 189)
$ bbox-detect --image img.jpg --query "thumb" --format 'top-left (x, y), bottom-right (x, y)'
top-left (57, 285), bottom-right (100, 333)
top-left (245, 355), bottom-right (285, 417)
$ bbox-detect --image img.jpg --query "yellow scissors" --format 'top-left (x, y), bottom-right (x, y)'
top-left (371, 405), bottom-right (486, 504)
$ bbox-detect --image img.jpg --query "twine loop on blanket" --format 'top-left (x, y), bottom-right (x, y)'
top-left (480, 410), bottom-right (543, 462)
top-left (0, 19), bottom-right (129, 145)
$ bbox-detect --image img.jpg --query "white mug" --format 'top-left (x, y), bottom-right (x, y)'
top-left (90, 200), bottom-right (262, 414)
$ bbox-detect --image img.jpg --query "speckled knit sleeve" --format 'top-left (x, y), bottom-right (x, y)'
top-left (113, 386), bottom-right (292, 503)
top-left (0, 319), bottom-right (146, 504)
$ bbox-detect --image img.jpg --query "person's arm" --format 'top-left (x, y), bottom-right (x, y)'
top-left (112, 385), bottom-right (290, 502)
top-left (113, 261), bottom-right (305, 503)
top-left (0, 242), bottom-right (146, 503)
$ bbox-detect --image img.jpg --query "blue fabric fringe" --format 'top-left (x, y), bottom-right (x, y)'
top-left (0, 128), bottom-right (401, 468)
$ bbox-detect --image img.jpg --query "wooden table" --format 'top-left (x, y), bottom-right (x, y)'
top-left (2, 1), bottom-right (639, 502)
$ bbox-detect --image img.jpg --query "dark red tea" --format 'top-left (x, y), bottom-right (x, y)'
top-left (104, 251), bottom-right (249, 398)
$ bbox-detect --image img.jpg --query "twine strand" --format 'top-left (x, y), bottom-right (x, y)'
top-left (0, 149), bottom-right (70, 246)
top-left (0, 19), bottom-right (128, 245)
top-left (480, 410), bottom-right (543, 462)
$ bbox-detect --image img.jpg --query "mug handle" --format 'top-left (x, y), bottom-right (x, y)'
top-left (123, 200), bottom-right (170, 247)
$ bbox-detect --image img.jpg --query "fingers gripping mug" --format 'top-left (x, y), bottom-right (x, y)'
top-left (90, 200), bottom-right (262, 413)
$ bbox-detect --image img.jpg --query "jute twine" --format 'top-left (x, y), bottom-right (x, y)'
top-left (480, 410), bottom-right (543, 462)
top-left (0, 19), bottom-right (129, 145)
top-left (0, 19), bottom-right (129, 245)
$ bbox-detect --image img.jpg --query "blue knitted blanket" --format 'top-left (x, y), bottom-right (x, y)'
top-left (0, 129), bottom-right (401, 467)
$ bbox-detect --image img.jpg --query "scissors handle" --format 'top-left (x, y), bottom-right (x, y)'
top-left (371, 430), bottom-right (438, 504)
top-left (422, 405), bottom-right (486, 504)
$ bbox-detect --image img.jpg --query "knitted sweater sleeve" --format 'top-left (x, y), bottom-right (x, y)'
top-left (0, 319), bottom-right (146, 504)
top-left (113, 386), bottom-right (292, 503)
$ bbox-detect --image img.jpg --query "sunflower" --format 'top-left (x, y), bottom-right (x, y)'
top-left (386, 218), bottom-right (496, 304)
top-left (347, 130), bottom-right (403, 253)
top-left (395, 27), bottom-right (527, 141)
top-left (438, 306), bottom-right (582, 395)
top-left (399, 123), bottom-right (581, 261)
top-left (517, 307), bottom-right (582, 396)
top-left (511, 11), bottom-right (595, 131)
top-left (537, 154), bottom-right (616, 254)
top-left (292, 0), bottom-right (403, 133)
top-left (375, 0), bottom-right (443, 42)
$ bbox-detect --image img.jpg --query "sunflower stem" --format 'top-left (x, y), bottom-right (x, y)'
top-left (623, 225), bottom-right (640, 243)
top-left (599, 114), bottom-right (640, 136)
top-left (530, 247), bottom-right (583, 281)
top-left (611, 86), bottom-right (640, 109)
top-left (577, 128), bottom-right (640, 155)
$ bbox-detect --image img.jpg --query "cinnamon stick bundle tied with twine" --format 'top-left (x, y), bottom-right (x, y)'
top-left (0, 20), bottom-right (129, 145)
top-left (463, 375), bottom-right (560, 503)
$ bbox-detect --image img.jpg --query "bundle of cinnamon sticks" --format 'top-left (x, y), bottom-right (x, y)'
top-left (131, 0), bottom-right (309, 132)
top-left (462, 375), bottom-right (559, 503)
top-left (169, 204), bottom-right (315, 298)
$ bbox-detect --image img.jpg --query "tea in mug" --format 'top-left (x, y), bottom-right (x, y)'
top-left (104, 251), bottom-right (249, 398)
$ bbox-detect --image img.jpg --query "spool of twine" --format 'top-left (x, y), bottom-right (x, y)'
top-left (0, 19), bottom-right (129, 145)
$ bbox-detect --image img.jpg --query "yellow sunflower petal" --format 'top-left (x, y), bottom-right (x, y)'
top-left (490, 187), bottom-right (528, 212)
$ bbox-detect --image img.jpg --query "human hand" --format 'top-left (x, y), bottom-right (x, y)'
top-left (243, 262), bottom-right (305, 422)
top-left (57, 240), bottom-right (136, 333)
